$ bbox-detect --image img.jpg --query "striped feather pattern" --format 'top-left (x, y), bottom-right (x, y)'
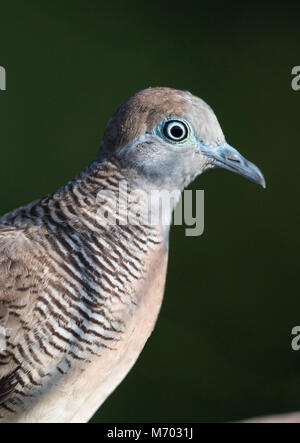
top-left (0, 160), bottom-right (163, 420)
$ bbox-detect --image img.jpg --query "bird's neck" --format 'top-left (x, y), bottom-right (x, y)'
top-left (59, 158), bottom-right (176, 241)
top-left (1, 158), bottom-right (175, 247)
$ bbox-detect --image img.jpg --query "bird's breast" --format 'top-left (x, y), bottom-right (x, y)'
top-left (4, 235), bottom-right (169, 423)
top-left (69, 242), bottom-right (169, 423)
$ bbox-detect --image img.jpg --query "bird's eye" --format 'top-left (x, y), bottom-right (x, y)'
top-left (163, 120), bottom-right (188, 142)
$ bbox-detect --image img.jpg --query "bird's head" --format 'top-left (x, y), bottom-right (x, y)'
top-left (100, 87), bottom-right (265, 190)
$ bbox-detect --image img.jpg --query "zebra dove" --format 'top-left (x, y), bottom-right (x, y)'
top-left (0, 87), bottom-right (265, 423)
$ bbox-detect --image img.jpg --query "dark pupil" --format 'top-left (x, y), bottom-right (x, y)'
top-left (170, 125), bottom-right (183, 139)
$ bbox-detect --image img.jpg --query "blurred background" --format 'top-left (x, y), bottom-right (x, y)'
top-left (0, 0), bottom-right (299, 423)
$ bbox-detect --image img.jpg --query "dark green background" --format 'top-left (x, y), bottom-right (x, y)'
top-left (0, 1), bottom-right (299, 422)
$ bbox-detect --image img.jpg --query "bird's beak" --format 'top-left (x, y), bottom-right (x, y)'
top-left (201, 143), bottom-right (266, 188)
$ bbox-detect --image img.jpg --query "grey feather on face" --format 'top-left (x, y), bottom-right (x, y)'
top-left (99, 87), bottom-right (226, 190)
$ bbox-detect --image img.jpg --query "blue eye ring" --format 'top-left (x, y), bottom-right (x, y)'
top-left (163, 120), bottom-right (189, 142)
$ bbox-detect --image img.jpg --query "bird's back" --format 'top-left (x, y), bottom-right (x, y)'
top-left (0, 161), bottom-right (168, 422)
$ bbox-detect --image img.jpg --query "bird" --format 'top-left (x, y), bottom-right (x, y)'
top-left (0, 87), bottom-right (265, 423)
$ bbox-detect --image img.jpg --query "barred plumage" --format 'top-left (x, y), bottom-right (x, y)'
top-left (0, 159), bottom-right (166, 422)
